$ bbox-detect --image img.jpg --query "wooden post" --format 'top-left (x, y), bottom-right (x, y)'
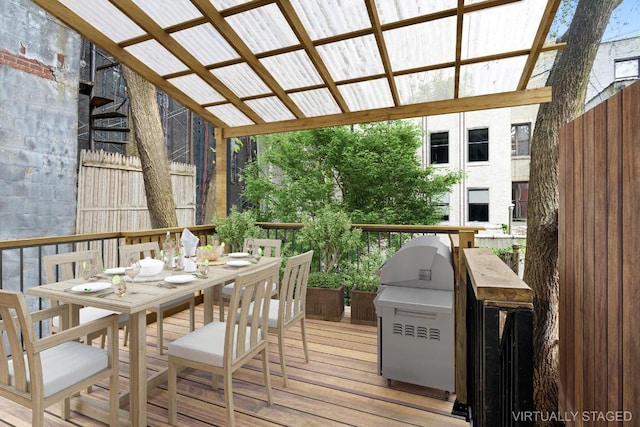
top-left (455, 231), bottom-right (475, 405)
top-left (215, 129), bottom-right (227, 219)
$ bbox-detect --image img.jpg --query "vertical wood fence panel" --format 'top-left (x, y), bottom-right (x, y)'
top-left (605, 93), bottom-right (622, 425)
top-left (559, 81), bottom-right (639, 425)
top-left (75, 150), bottom-right (196, 266)
top-left (621, 81), bottom-right (640, 424)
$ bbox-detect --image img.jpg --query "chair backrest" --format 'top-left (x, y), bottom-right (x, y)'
top-left (43, 250), bottom-right (103, 284)
top-left (0, 290), bottom-right (41, 395)
top-left (119, 242), bottom-right (160, 263)
top-left (278, 250), bottom-right (314, 326)
top-left (225, 263), bottom-right (279, 365)
top-left (243, 238), bottom-right (282, 258)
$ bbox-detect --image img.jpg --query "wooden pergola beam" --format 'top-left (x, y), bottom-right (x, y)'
top-left (223, 86), bottom-right (552, 138)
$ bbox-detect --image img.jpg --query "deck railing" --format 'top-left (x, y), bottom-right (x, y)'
top-left (0, 223), bottom-right (481, 294)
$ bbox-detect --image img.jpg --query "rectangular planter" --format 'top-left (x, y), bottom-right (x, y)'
top-left (306, 285), bottom-right (344, 321)
top-left (350, 289), bottom-right (377, 325)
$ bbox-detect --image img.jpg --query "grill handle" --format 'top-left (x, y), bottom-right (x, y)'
top-left (394, 308), bottom-right (438, 319)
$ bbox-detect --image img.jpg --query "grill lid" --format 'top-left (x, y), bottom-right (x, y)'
top-left (379, 236), bottom-right (453, 291)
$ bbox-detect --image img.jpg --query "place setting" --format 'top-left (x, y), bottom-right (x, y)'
top-left (222, 245), bottom-right (262, 268)
top-left (63, 281), bottom-right (114, 298)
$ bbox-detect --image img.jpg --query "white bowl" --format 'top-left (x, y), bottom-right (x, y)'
top-left (137, 257), bottom-right (164, 277)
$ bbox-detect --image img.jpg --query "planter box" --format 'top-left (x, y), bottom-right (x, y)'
top-left (306, 285), bottom-right (344, 321)
top-left (350, 289), bottom-right (377, 325)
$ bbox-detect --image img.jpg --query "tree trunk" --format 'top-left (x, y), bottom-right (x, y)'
top-left (121, 65), bottom-right (178, 228)
top-left (524, 1), bottom-right (622, 425)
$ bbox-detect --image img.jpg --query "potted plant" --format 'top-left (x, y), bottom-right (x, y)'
top-left (305, 272), bottom-right (345, 321)
top-left (299, 206), bottom-right (362, 321)
top-left (213, 206), bottom-right (263, 252)
top-left (343, 246), bottom-right (390, 325)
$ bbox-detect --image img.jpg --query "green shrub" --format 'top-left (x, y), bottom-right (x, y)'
top-left (298, 206), bottom-right (363, 273)
top-left (307, 271), bottom-right (343, 289)
top-left (213, 206), bottom-right (263, 252)
top-left (343, 246), bottom-right (392, 294)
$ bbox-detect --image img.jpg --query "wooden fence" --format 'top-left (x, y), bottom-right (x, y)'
top-left (75, 150), bottom-right (197, 267)
top-left (558, 80), bottom-right (639, 424)
top-left (76, 150), bottom-right (196, 233)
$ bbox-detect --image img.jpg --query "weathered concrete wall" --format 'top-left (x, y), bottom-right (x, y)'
top-left (0, 0), bottom-right (80, 295)
top-left (1, 0), bottom-right (80, 240)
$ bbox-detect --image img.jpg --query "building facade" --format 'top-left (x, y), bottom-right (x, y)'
top-left (420, 36), bottom-right (640, 230)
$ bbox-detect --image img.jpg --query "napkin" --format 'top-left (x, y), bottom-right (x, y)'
top-left (181, 228), bottom-right (199, 257)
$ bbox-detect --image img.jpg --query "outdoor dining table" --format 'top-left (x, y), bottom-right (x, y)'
top-left (26, 256), bottom-right (281, 426)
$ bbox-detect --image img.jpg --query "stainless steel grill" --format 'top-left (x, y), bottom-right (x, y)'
top-left (374, 236), bottom-right (455, 393)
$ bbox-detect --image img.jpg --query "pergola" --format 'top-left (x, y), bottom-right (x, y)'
top-left (32, 0), bottom-right (562, 216)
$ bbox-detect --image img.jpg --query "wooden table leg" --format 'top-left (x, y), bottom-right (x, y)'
top-left (203, 286), bottom-right (214, 324)
top-left (128, 311), bottom-right (147, 426)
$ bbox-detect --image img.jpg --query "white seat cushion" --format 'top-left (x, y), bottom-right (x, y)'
top-left (246, 300), bottom-right (301, 329)
top-left (246, 300), bottom-right (279, 329)
top-left (52, 307), bottom-right (126, 328)
top-left (221, 282), bottom-right (235, 296)
top-left (168, 322), bottom-right (261, 367)
top-left (8, 341), bottom-right (108, 398)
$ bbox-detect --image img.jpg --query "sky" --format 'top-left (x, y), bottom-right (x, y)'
top-left (603, 0), bottom-right (640, 41)
top-left (551, 0), bottom-right (640, 42)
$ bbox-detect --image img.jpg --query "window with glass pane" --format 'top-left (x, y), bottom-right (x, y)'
top-left (430, 131), bottom-right (449, 164)
top-left (614, 58), bottom-right (639, 80)
top-left (468, 188), bottom-right (489, 222)
top-left (511, 123), bottom-right (531, 156)
top-left (468, 128), bottom-right (488, 162)
top-left (435, 192), bottom-right (450, 221)
top-left (512, 182), bottom-right (528, 220)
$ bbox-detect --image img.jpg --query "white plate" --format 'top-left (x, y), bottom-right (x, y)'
top-left (228, 252), bottom-right (250, 258)
top-left (71, 282), bottom-right (112, 293)
top-left (226, 260), bottom-right (251, 267)
top-left (165, 274), bottom-right (197, 284)
top-left (103, 267), bottom-right (125, 275)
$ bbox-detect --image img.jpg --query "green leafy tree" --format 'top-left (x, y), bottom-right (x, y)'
top-left (242, 121), bottom-right (463, 224)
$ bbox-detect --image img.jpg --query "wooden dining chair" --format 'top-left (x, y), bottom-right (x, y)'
top-left (43, 250), bottom-right (128, 347)
top-left (119, 242), bottom-right (196, 355)
top-left (167, 262), bottom-right (278, 427)
top-left (0, 290), bottom-right (120, 427)
top-left (262, 250), bottom-right (313, 386)
top-left (219, 238), bottom-right (282, 321)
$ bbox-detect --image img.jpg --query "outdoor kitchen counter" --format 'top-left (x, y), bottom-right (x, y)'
top-left (463, 248), bottom-right (532, 304)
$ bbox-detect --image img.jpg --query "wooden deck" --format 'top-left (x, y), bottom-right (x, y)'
top-left (0, 306), bottom-right (467, 427)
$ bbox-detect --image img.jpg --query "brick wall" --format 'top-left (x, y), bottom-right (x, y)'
top-left (0, 47), bottom-right (54, 80)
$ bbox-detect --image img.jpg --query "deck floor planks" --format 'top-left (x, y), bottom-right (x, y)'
top-left (0, 305), bottom-right (466, 427)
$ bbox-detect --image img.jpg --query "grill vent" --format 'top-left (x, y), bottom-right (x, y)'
top-left (404, 324), bottom-right (415, 337)
top-left (417, 326), bottom-right (428, 338)
top-left (392, 323), bottom-right (441, 341)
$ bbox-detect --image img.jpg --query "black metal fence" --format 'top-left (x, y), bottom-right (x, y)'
top-left (465, 271), bottom-right (534, 426)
